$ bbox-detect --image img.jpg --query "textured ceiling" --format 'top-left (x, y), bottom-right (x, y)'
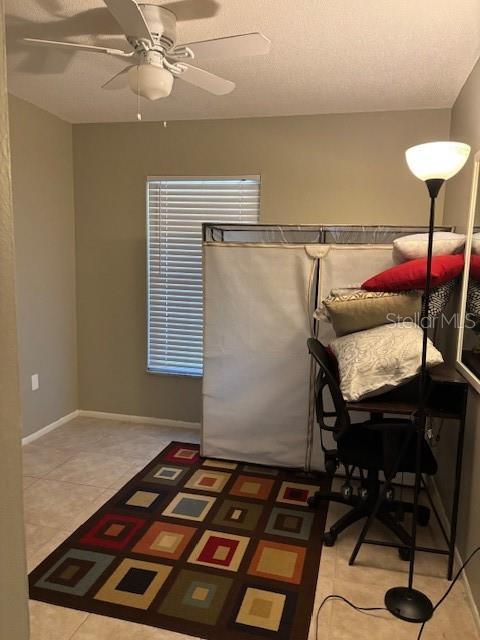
top-left (5, 0), bottom-right (480, 123)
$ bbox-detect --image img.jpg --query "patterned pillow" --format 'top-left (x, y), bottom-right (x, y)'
top-left (329, 323), bottom-right (444, 402)
top-left (425, 278), bottom-right (458, 319)
top-left (467, 278), bottom-right (480, 326)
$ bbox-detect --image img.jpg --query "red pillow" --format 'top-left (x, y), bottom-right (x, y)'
top-left (470, 255), bottom-right (480, 281)
top-left (362, 254), bottom-right (464, 292)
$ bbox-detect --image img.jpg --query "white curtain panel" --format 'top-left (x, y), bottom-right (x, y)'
top-left (202, 243), bottom-right (396, 470)
top-left (202, 244), bottom-right (317, 468)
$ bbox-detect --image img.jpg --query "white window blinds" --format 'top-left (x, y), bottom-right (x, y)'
top-left (147, 177), bottom-right (260, 376)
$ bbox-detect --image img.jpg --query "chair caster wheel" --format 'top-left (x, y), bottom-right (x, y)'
top-left (416, 505), bottom-right (430, 527)
top-left (340, 483), bottom-right (353, 500)
top-left (398, 547), bottom-right (412, 561)
top-left (323, 530), bottom-right (337, 547)
top-left (358, 487), bottom-right (369, 501)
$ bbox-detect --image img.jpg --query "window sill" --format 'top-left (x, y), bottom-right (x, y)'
top-left (146, 369), bottom-right (203, 379)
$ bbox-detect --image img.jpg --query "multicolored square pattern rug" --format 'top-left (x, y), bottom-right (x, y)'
top-left (29, 442), bottom-right (330, 640)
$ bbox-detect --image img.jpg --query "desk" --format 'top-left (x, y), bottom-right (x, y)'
top-left (346, 364), bottom-right (468, 580)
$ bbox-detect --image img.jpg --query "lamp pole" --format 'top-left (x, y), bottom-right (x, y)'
top-left (412, 179), bottom-right (444, 580)
top-left (385, 140), bottom-right (470, 624)
top-left (385, 178), bottom-right (444, 623)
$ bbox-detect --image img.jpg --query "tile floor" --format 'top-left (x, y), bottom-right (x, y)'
top-left (23, 417), bottom-right (479, 640)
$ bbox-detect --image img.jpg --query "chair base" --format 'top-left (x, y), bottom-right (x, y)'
top-left (309, 490), bottom-right (430, 555)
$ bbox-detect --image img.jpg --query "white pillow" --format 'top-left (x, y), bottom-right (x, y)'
top-left (471, 232), bottom-right (480, 255)
top-left (329, 323), bottom-right (443, 402)
top-left (393, 232), bottom-right (465, 263)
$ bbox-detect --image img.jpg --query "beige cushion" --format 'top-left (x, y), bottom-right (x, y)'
top-left (471, 232), bottom-right (480, 255)
top-left (329, 323), bottom-right (444, 402)
top-left (393, 232), bottom-right (465, 263)
top-left (321, 290), bottom-right (422, 337)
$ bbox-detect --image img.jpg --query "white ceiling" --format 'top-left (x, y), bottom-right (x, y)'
top-left (5, 0), bottom-right (480, 124)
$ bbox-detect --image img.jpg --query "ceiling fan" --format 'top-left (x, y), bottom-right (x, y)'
top-left (23, 0), bottom-right (271, 101)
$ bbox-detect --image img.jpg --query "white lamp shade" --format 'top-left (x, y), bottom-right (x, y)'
top-left (405, 141), bottom-right (470, 181)
top-left (128, 65), bottom-right (174, 101)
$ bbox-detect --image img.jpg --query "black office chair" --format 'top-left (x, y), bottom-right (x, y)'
top-left (307, 338), bottom-right (438, 563)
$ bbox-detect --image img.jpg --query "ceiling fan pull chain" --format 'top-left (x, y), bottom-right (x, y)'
top-left (137, 67), bottom-right (142, 121)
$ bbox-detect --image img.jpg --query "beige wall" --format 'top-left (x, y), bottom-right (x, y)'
top-left (441, 57), bottom-right (480, 608)
top-left (73, 108), bottom-right (450, 422)
top-left (9, 94), bottom-right (78, 437)
top-left (0, 3), bottom-right (29, 637)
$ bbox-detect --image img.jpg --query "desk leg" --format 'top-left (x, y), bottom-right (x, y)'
top-left (448, 401), bottom-right (467, 580)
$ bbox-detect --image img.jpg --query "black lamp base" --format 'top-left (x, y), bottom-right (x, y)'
top-left (385, 587), bottom-right (433, 623)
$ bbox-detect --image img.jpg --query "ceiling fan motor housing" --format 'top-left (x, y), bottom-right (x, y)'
top-left (137, 4), bottom-right (177, 51)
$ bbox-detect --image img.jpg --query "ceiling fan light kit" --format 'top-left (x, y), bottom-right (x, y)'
top-left (128, 63), bottom-right (173, 100)
top-left (23, 0), bottom-right (271, 107)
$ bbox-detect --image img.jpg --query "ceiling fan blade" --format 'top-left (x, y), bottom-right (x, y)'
top-left (103, 0), bottom-right (153, 42)
top-left (161, 0), bottom-right (220, 21)
top-left (176, 33), bottom-right (271, 60)
top-left (101, 66), bottom-right (133, 89)
top-left (41, 0), bottom-right (64, 13)
top-left (24, 38), bottom-right (132, 58)
top-left (177, 64), bottom-right (235, 95)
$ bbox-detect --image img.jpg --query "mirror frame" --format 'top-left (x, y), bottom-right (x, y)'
top-left (456, 149), bottom-right (480, 392)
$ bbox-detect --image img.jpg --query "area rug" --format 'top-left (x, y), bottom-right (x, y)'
top-left (29, 442), bottom-right (330, 640)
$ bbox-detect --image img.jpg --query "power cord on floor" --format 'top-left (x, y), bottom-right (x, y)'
top-left (315, 595), bottom-right (387, 640)
top-left (416, 546), bottom-right (480, 639)
top-left (314, 546), bottom-right (480, 640)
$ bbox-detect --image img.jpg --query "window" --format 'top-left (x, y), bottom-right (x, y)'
top-left (147, 177), bottom-right (260, 376)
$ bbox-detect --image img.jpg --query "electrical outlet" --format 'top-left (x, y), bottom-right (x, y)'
top-left (31, 374), bottom-right (39, 391)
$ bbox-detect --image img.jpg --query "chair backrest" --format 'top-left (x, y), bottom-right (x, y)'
top-left (307, 338), bottom-right (350, 441)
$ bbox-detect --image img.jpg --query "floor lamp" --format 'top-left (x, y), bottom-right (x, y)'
top-left (384, 141), bottom-right (471, 623)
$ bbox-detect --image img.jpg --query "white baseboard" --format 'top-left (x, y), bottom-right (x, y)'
top-left (22, 410), bottom-right (80, 446)
top-left (22, 409), bottom-right (201, 447)
top-left (426, 476), bottom-right (480, 633)
top-left (77, 410), bottom-right (200, 431)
